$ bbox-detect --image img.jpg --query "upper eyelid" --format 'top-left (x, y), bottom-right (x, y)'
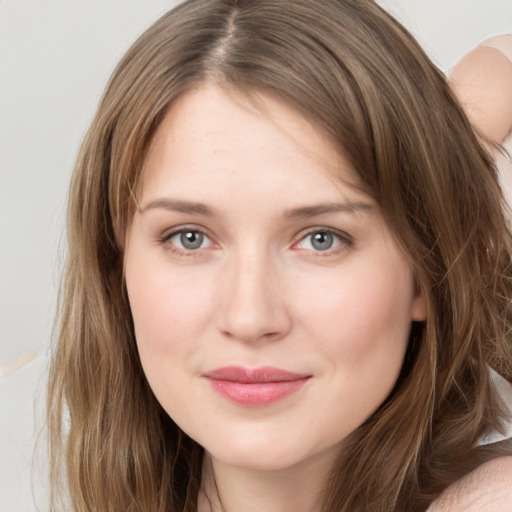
top-left (291, 227), bottom-right (354, 254)
top-left (160, 224), bottom-right (212, 241)
top-left (158, 227), bottom-right (216, 257)
top-left (157, 224), bottom-right (353, 250)
top-left (295, 226), bottom-right (353, 242)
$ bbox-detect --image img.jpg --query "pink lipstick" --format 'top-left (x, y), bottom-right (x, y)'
top-left (202, 366), bottom-right (311, 406)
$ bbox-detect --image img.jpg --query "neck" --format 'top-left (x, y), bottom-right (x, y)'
top-left (198, 450), bottom-right (337, 512)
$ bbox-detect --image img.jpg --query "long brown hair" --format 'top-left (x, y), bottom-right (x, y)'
top-left (47, 0), bottom-right (512, 510)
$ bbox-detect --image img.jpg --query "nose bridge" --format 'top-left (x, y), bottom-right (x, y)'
top-left (218, 242), bottom-right (290, 343)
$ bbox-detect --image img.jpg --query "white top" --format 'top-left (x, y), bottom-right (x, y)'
top-left (479, 368), bottom-right (512, 445)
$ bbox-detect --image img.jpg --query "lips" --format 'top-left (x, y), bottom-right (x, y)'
top-left (202, 366), bottom-right (311, 406)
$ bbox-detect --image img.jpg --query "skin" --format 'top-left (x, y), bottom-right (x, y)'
top-left (428, 455), bottom-right (512, 512)
top-left (123, 84), bottom-right (427, 511)
top-left (440, 35), bottom-right (512, 511)
top-left (450, 35), bottom-right (512, 145)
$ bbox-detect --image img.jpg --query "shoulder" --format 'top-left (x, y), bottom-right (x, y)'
top-left (427, 455), bottom-right (512, 512)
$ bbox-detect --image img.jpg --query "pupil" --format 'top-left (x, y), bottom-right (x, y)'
top-left (312, 232), bottom-right (333, 251)
top-left (181, 231), bottom-right (203, 250)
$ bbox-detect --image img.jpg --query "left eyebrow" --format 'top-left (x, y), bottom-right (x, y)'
top-left (284, 201), bottom-right (373, 220)
top-left (138, 198), bottom-right (215, 216)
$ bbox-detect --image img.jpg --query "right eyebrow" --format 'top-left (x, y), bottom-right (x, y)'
top-left (139, 198), bottom-right (215, 216)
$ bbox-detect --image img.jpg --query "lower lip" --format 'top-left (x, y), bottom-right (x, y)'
top-left (206, 378), bottom-right (310, 406)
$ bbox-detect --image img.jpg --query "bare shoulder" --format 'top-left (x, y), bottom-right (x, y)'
top-left (427, 456), bottom-right (512, 512)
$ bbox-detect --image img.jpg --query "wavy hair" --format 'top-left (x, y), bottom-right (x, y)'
top-left (47, 0), bottom-right (512, 510)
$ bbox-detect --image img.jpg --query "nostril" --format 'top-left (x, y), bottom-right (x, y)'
top-left (218, 311), bottom-right (291, 344)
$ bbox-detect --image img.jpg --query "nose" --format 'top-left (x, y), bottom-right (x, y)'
top-left (217, 248), bottom-right (292, 344)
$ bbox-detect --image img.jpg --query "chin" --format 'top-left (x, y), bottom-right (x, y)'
top-left (202, 430), bottom-right (339, 473)
top-left (211, 448), bottom-right (309, 472)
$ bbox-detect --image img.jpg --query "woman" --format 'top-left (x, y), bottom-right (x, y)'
top-left (47, 0), bottom-right (512, 510)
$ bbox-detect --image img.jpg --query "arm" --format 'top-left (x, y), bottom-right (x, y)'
top-left (449, 35), bottom-right (512, 144)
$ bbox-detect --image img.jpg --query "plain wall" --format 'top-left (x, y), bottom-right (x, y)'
top-left (1, 1), bottom-right (511, 510)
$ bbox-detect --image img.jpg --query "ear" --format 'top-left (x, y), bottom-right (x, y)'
top-left (411, 281), bottom-right (427, 322)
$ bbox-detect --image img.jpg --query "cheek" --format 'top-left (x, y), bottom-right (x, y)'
top-left (125, 253), bottom-right (217, 362)
top-left (296, 257), bottom-right (414, 364)
top-left (124, 259), bottom-right (218, 418)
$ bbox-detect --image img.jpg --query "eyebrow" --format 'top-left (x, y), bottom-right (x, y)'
top-left (139, 197), bottom-right (373, 218)
top-left (139, 198), bottom-right (215, 216)
top-left (284, 201), bottom-right (373, 220)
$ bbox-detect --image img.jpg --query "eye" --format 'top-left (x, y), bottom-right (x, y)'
top-left (174, 230), bottom-right (208, 250)
top-left (305, 231), bottom-right (336, 251)
top-left (161, 228), bottom-right (214, 253)
top-left (295, 229), bottom-right (352, 253)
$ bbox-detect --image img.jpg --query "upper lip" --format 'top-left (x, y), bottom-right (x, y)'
top-left (202, 366), bottom-right (311, 383)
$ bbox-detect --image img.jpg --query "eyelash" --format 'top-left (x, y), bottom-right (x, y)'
top-left (158, 226), bottom-right (354, 257)
top-left (158, 226), bottom-right (214, 257)
top-left (293, 227), bottom-right (354, 256)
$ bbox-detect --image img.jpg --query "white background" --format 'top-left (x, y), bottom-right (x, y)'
top-left (1, 1), bottom-right (511, 510)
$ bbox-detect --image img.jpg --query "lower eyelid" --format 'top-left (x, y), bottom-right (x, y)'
top-left (158, 227), bottom-right (218, 256)
top-left (295, 229), bottom-right (353, 250)
top-left (157, 226), bottom-right (352, 256)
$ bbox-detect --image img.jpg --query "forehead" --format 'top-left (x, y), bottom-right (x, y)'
top-left (140, 84), bottom-right (365, 205)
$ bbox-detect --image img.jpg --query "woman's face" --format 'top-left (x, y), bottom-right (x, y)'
top-left (124, 84), bottom-right (426, 472)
